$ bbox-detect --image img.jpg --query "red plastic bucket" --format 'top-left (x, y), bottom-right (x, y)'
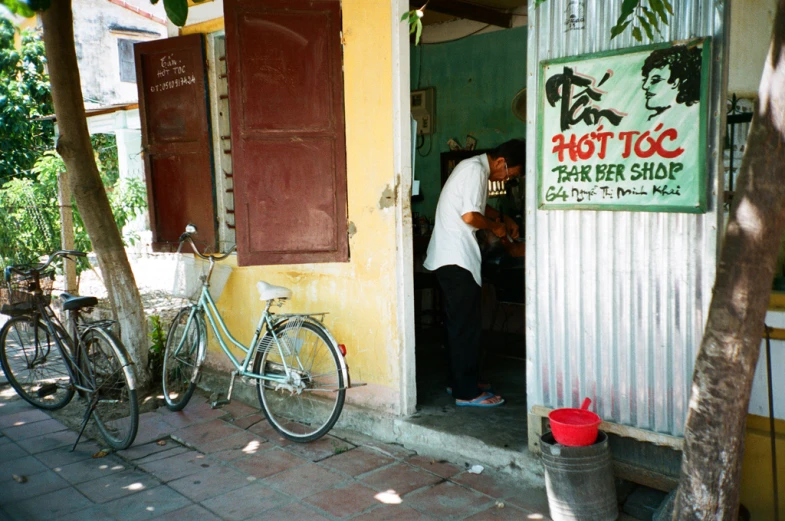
top-left (548, 397), bottom-right (602, 447)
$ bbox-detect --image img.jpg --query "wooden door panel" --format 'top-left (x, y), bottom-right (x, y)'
top-left (241, 139), bottom-right (337, 254)
top-left (149, 153), bottom-right (215, 250)
top-left (134, 34), bottom-right (216, 251)
top-left (237, 11), bottom-right (333, 131)
top-left (225, 0), bottom-right (348, 266)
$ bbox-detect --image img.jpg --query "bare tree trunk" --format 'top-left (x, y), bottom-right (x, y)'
top-left (40, 0), bottom-right (149, 387)
top-left (57, 170), bottom-right (77, 293)
top-left (675, 2), bottom-right (785, 518)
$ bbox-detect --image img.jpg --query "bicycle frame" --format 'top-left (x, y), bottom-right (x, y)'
top-left (29, 298), bottom-right (136, 395)
top-left (173, 260), bottom-right (350, 390)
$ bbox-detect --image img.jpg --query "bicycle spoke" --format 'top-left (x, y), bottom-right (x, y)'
top-left (82, 327), bottom-right (138, 450)
top-left (255, 320), bottom-right (345, 442)
top-left (0, 317), bottom-right (74, 410)
top-left (162, 307), bottom-right (204, 411)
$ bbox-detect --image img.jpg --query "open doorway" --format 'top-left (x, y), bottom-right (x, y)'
top-left (406, 0), bottom-right (529, 451)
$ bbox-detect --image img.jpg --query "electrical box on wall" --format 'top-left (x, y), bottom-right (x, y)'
top-left (411, 88), bottom-right (435, 135)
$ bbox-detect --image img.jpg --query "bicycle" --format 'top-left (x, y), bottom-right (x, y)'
top-left (163, 226), bottom-right (361, 442)
top-left (0, 251), bottom-right (139, 451)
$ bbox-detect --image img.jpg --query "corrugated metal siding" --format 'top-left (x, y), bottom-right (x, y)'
top-left (525, 0), bottom-right (727, 437)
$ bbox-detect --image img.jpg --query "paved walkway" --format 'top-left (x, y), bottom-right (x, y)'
top-left (0, 386), bottom-right (552, 521)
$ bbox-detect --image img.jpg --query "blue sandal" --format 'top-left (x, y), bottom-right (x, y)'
top-left (455, 392), bottom-right (505, 408)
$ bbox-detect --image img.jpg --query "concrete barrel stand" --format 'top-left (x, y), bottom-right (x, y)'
top-left (540, 431), bottom-right (619, 521)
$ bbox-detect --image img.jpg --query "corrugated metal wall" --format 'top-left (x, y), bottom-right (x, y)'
top-left (525, 0), bottom-right (728, 437)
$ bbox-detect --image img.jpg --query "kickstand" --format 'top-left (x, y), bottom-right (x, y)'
top-left (211, 371), bottom-right (237, 409)
top-left (72, 398), bottom-right (97, 452)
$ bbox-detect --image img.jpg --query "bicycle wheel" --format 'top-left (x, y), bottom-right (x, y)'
top-left (253, 319), bottom-right (345, 442)
top-left (0, 316), bottom-right (75, 410)
top-left (162, 307), bottom-right (205, 411)
top-left (81, 327), bottom-right (138, 450)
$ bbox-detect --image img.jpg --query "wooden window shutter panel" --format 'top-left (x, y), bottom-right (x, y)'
top-left (134, 34), bottom-right (218, 253)
top-left (224, 0), bottom-right (349, 266)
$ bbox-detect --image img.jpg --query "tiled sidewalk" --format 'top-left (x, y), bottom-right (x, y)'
top-left (0, 387), bottom-right (551, 521)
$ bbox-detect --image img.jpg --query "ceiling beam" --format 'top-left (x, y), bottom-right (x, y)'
top-left (412, 0), bottom-right (514, 29)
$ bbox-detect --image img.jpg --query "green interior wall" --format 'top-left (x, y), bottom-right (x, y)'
top-left (410, 26), bottom-right (527, 220)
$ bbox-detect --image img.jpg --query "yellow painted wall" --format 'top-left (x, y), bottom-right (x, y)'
top-left (185, 1), bottom-right (405, 414)
top-left (741, 415), bottom-right (785, 520)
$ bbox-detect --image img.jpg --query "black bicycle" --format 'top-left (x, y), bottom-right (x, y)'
top-left (0, 251), bottom-right (138, 450)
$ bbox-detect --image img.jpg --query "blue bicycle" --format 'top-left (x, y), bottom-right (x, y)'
top-left (162, 226), bottom-right (355, 442)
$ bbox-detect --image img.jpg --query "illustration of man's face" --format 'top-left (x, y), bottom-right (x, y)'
top-left (642, 65), bottom-right (679, 117)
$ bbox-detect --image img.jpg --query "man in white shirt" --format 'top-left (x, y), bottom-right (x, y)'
top-left (424, 139), bottom-right (524, 407)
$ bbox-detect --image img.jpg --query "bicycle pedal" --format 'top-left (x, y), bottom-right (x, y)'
top-left (37, 383), bottom-right (58, 398)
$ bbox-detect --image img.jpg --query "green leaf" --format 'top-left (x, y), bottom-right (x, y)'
top-left (534, 0), bottom-right (548, 7)
top-left (648, 0), bottom-right (668, 23)
top-left (616, 0), bottom-right (640, 26)
top-left (151, 0), bottom-right (160, 3)
top-left (632, 26), bottom-right (642, 42)
top-left (414, 19), bottom-right (422, 45)
top-left (2, 0), bottom-right (35, 17)
top-left (662, 0), bottom-right (674, 15)
top-left (642, 7), bottom-right (659, 27)
top-left (401, 11), bottom-right (410, 21)
top-left (163, 0), bottom-right (188, 27)
top-left (638, 15), bottom-right (653, 40)
top-left (610, 20), bottom-right (631, 39)
top-left (642, 6), bottom-right (663, 35)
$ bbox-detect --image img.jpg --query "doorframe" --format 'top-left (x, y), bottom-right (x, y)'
top-left (392, 0), bottom-right (416, 416)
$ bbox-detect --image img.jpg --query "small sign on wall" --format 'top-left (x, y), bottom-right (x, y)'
top-left (538, 38), bottom-right (711, 212)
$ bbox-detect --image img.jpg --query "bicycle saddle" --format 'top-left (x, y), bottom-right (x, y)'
top-left (256, 281), bottom-right (292, 301)
top-left (59, 292), bottom-right (98, 311)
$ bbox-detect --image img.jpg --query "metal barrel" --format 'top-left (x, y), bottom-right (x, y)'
top-left (540, 431), bottom-right (618, 521)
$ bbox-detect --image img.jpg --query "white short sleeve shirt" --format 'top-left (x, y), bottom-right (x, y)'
top-left (423, 154), bottom-right (490, 286)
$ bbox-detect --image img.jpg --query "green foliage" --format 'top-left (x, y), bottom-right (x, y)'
top-left (610, 0), bottom-right (673, 42)
top-left (0, 150), bottom-right (148, 272)
top-left (0, 0), bottom-right (50, 17)
top-left (91, 134), bottom-right (120, 187)
top-left (401, 8), bottom-right (424, 45)
top-left (531, 0), bottom-right (673, 43)
top-left (0, 18), bottom-right (54, 184)
top-left (147, 314), bottom-right (165, 377)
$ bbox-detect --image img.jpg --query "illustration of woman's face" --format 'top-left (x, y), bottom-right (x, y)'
top-left (642, 65), bottom-right (679, 113)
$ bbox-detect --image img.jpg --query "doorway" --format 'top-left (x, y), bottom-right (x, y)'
top-left (401, 1), bottom-right (529, 451)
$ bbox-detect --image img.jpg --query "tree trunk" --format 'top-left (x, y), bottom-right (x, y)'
top-left (40, 0), bottom-right (149, 387)
top-left (675, 1), bottom-right (785, 519)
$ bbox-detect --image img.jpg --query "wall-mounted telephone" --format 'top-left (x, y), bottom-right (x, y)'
top-left (411, 88), bottom-right (435, 135)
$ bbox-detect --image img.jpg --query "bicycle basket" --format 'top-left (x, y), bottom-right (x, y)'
top-left (0, 270), bottom-right (54, 316)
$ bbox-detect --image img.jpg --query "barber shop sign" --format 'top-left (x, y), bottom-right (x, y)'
top-left (538, 38), bottom-right (711, 212)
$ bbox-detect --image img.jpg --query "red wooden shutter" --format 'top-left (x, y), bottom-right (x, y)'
top-left (134, 34), bottom-right (217, 252)
top-left (224, 0), bottom-right (348, 266)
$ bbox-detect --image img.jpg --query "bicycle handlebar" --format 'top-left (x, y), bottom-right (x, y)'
top-left (177, 233), bottom-right (236, 262)
top-left (4, 250), bottom-right (86, 281)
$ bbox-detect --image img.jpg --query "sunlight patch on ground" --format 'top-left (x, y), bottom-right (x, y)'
top-left (124, 482), bottom-right (146, 491)
top-left (527, 514), bottom-right (545, 519)
top-left (243, 440), bottom-right (261, 455)
top-left (375, 490), bottom-right (402, 505)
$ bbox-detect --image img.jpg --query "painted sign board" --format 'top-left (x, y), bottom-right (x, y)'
top-left (538, 39), bottom-right (711, 212)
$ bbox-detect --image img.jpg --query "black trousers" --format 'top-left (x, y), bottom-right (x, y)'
top-left (434, 264), bottom-right (482, 400)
